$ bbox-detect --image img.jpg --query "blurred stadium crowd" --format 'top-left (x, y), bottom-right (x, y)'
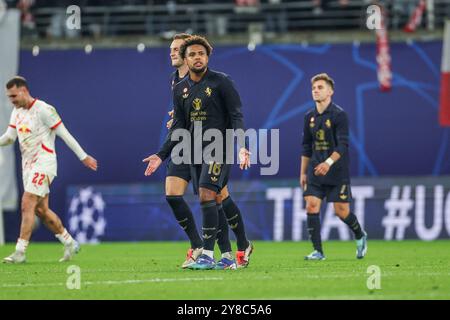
top-left (3, 0), bottom-right (448, 39)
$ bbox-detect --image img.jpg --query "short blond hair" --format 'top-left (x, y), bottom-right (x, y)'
top-left (173, 33), bottom-right (191, 41)
top-left (311, 73), bottom-right (335, 90)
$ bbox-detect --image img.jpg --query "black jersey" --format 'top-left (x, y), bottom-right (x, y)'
top-left (157, 68), bottom-right (245, 162)
top-left (302, 102), bottom-right (350, 185)
top-left (170, 69), bottom-right (186, 90)
top-left (162, 69), bottom-right (188, 159)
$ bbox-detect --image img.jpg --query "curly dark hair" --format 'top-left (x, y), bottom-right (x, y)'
top-left (179, 35), bottom-right (213, 59)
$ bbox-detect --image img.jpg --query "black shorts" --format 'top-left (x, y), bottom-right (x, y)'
top-left (191, 162), bottom-right (230, 194)
top-left (166, 158), bottom-right (191, 182)
top-left (303, 182), bottom-right (352, 203)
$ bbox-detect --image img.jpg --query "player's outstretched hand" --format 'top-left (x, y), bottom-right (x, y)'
top-left (143, 154), bottom-right (162, 176)
top-left (239, 148), bottom-right (251, 170)
top-left (83, 155), bottom-right (98, 171)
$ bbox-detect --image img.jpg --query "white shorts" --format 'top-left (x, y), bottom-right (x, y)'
top-left (23, 170), bottom-right (55, 197)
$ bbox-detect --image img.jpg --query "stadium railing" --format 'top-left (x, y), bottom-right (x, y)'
top-left (24, 0), bottom-right (450, 39)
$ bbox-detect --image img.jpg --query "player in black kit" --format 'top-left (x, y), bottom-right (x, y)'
top-left (163, 34), bottom-right (253, 270)
top-left (144, 35), bottom-right (252, 270)
top-left (164, 34), bottom-right (203, 269)
top-left (300, 73), bottom-right (367, 260)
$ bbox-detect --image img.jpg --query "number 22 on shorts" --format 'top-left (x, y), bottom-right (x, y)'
top-left (32, 172), bottom-right (46, 186)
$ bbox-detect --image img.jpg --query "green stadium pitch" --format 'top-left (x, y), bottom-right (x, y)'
top-left (0, 241), bottom-right (449, 300)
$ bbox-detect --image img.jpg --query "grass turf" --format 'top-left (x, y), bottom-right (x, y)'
top-left (1, 240), bottom-right (449, 300)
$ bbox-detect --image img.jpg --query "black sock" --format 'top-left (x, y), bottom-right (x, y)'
top-left (201, 200), bottom-right (218, 251)
top-left (307, 213), bottom-right (323, 254)
top-left (222, 196), bottom-right (249, 251)
top-left (166, 196), bottom-right (203, 249)
top-left (341, 212), bottom-right (364, 239)
top-left (216, 204), bottom-right (232, 254)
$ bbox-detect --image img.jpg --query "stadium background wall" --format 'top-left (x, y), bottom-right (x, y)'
top-left (4, 40), bottom-right (449, 241)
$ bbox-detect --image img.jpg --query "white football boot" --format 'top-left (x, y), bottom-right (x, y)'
top-left (3, 251), bottom-right (26, 264)
top-left (59, 240), bottom-right (80, 262)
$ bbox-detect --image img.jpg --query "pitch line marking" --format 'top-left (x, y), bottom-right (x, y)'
top-left (1, 276), bottom-right (224, 289)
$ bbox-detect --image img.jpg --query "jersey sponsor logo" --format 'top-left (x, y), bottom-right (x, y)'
top-left (18, 124), bottom-right (31, 134)
top-left (315, 129), bottom-right (330, 150)
top-left (316, 129), bottom-right (325, 141)
top-left (205, 87), bottom-right (212, 97)
top-left (192, 98), bottom-right (202, 111)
